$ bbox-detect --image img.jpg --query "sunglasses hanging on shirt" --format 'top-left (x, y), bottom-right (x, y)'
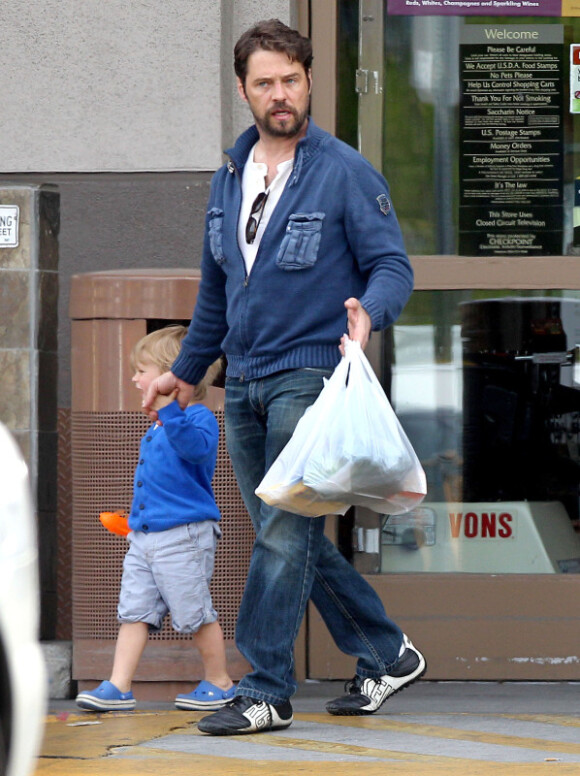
top-left (245, 190), bottom-right (270, 244)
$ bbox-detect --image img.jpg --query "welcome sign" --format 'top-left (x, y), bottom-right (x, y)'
top-left (458, 25), bottom-right (564, 255)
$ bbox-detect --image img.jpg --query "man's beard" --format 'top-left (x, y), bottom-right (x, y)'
top-left (253, 101), bottom-right (309, 138)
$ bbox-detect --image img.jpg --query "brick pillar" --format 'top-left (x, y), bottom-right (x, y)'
top-left (0, 185), bottom-right (60, 639)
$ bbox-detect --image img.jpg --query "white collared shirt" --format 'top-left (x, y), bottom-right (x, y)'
top-left (238, 143), bottom-right (294, 275)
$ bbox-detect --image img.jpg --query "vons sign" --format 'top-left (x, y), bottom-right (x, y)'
top-left (448, 511), bottom-right (515, 540)
top-left (381, 502), bottom-right (577, 573)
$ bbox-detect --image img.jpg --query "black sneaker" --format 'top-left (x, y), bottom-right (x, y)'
top-left (197, 695), bottom-right (293, 735)
top-left (326, 634), bottom-right (426, 716)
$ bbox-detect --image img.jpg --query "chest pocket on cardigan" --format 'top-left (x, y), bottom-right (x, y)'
top-left (276, 212), bottom-right (325, 270)
top-left (208, 208), bottom-right (225, 265)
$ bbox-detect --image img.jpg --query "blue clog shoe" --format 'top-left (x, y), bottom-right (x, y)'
top-left (76, 680), bottom-right (136, 711)
top-left (175, 681), bottom-right (236, 710)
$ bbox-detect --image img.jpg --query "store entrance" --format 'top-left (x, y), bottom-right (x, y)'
top-left (306, 0), bottom-right (580, 681)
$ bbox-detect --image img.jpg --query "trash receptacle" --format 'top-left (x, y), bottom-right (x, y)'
top-left (70, 269), bottom-right (252, 699)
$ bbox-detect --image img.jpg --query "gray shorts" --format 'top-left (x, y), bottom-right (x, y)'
top-left (117, 521), bottom-right (221, 634)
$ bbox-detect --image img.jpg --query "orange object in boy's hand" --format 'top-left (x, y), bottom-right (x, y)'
top-left (99, 512), bottom-right (131, 537)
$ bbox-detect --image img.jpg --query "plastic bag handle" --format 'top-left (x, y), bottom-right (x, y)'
top-left (343, 337), bottom-right (374, 388)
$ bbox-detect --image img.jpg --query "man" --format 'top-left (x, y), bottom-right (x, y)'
top-left (143, 19), bottom-right (425, 736)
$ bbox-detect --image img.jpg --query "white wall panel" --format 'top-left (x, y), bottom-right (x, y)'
top-left (0, 1), bottom-right (223, 172)
top-left (0, 1), bottom-right (296, 173)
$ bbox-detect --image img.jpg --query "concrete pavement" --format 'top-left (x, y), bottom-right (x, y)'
top-left (35, 681), bottom-right (580, 775)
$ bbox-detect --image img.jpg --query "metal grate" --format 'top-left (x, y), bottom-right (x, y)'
top-left (71, 410), bottom-right (253, 643)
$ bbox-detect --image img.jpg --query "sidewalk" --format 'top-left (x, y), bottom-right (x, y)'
top-left (36, 681), bottom-right (580, 775)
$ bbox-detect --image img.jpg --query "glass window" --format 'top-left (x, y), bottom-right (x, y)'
top-left (336, 5), bottom-right (580, 573)
top-left (335, 6), bottom-right (580, 256)
top-left (351, 290), bottom-right (580, 574)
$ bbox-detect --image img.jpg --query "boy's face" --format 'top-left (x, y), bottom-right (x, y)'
top-left (132, 359), bottom-right (162, 394)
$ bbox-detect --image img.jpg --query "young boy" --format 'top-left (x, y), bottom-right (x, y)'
top-left (76, 325), bottom-right (235, 712)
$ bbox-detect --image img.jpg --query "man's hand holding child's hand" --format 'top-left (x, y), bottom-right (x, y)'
top-left (150, 388), bottom-right (179, 413)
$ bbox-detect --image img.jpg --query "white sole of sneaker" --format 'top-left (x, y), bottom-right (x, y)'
top-left (174, 700), bottom-right (230, 711)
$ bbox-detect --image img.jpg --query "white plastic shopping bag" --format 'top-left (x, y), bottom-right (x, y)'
top-left (255, 338), bottom-right (427, 517)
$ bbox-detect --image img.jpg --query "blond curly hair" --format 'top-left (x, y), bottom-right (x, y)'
top-left (131, 325), bottom-right (222, 401)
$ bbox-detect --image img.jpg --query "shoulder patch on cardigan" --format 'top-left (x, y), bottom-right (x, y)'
top-left (376, 194), bottom-right (391, 216)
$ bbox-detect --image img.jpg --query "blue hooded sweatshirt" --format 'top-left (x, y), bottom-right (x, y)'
top-left (172, 118), bottom-right (413, 385)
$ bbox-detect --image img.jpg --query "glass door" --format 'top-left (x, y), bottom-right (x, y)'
top-left (308, 0), bottom-right (580, 681)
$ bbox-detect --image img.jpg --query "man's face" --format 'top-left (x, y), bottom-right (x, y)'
top-left (238, 49), bottom-right (311, 139)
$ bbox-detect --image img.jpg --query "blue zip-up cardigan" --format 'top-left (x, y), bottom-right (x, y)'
top-left (128, 400), bottom-right (220, 533)
top-left (172, 118), bottom-right (413, 385)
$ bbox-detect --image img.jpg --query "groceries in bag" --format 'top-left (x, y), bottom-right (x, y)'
top-left (255, 338), bottom-right (426, 517)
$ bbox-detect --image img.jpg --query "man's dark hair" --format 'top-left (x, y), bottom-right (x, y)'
top-left (234, 19), bottom-right (313, 86)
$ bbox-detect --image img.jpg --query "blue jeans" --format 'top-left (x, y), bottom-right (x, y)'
top-left (225, 368), bottom-right (404, 704)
